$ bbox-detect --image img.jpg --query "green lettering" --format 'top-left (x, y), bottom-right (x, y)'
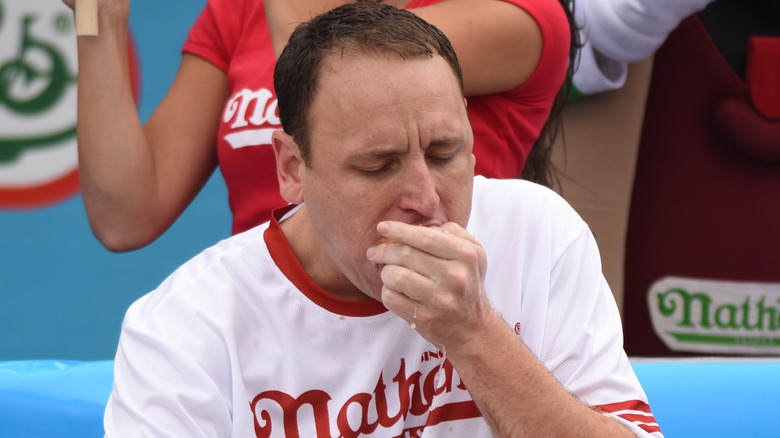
top-left (715, 304), bottom-right (739, 329)
top-left (741, 299), bottom-right (758, 330)
top-left (669, 332), bottom-right (780, 347)
top-left (753, 297), bottom-right (778, 331)
top-left (657, 288), bottom-right (712, 328)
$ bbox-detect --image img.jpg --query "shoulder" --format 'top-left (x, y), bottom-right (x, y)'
top-left (185, 0), bottom-right (268, 68)
top-left (471, 175), bottom-right (581, 221)
top-left (122, 225), bottom-right (270, 328)
top-left (469, 176), bottom-right (589, 255)
top-left (508, 0), bottom-right (571, 93)
top-left (504, 0), bottom-right (569, 30)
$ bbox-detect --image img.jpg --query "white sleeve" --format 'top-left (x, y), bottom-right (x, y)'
top-left (579, 0), bottom-right (715, 62)
top-left (572, 23), bottom-right (629, 95)
top-left (572, 0), bottom-right (714, 94)
top-left (104, 303), bottom-right (233, 437)
top-left (540, 221), bottom-right (663, 437)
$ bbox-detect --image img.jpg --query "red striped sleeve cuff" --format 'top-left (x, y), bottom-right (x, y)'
top-left (597, 399), bottom-right (662, 435)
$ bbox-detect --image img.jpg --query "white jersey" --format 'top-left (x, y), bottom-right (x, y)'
top-left (105, 176), bottom-right (662, 437)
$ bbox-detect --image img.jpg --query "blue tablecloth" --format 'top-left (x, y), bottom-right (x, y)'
top-left (1, 358), bottom-right (778, 437)
top-left (0, 360), bottom-right (113, 437)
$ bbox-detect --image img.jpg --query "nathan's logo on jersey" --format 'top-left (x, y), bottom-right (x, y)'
top-left (223, 87), bottom-right (280, 149)
top-left (649, 276), bottom-right (780, 355)
top-left (249, 356), bottom-right (481, 438)
top-left (0, 0), bottom-right (139, 209)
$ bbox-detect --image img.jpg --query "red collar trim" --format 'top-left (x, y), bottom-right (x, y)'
top-left (263, 206), bottom-right (388, 317)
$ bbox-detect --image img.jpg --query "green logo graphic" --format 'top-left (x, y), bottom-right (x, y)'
top-left (649, 277), bottom-right (780, 354)
top-left (0, 10), bottom-right (77, 163)
top-left (657, 288), bottom-right (780, 346)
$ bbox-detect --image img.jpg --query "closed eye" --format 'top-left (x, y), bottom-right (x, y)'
top-left (360, 161), bottom-right (396, 176)
top-left (425, 142), bottom-right (463, 165)
top-left (426, 153), bottom-right (455, 164)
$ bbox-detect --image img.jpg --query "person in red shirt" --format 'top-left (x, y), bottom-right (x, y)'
top-left (64, 0), bottom-right (572, 251)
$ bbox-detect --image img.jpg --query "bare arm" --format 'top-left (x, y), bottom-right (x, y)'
top-left (369, 221), bottom-right (637, 437)
top-left (64, 0), bottom-right (229, 251)
top-left (444, 311), bottom-right (636, 437)
top-left (264, 0), bottom-right (544, 96)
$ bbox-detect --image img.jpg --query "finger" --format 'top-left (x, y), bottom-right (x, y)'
top-left (380, 285), bottom-right (420, 327)
top-left (440, 222), bottom-right (488, 275)
top-left (380, 264), bottom-right (439, 303)
top-left (376, 221), bottom-right (486, 281)
top-left (440, 222), bottom-right (480, 246)
top-left (377, 221), bottom-right (460, 260)
top-left (369, 236), bottom-right (448, 283)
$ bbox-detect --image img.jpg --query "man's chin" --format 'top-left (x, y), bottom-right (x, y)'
top-left (358, 279), bottom-right (384, 303)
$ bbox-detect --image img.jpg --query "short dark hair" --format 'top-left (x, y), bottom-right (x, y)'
top-left (274, 1), bottom-right (464, 164)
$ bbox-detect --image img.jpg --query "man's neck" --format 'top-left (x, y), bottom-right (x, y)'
top-left (280, 206), bottom-right (369, 301)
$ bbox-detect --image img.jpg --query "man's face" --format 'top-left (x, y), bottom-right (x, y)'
top-left (299, 50), bottom-right (475, 301)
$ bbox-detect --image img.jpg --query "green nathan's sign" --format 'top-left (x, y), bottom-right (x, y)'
top-left (649, 277), bottom-right (780, 355)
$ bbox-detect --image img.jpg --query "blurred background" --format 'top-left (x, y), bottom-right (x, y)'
top-left (0, 0), bottom-right (229, 360)
top-left (3, 0), bottom-right (777, 362)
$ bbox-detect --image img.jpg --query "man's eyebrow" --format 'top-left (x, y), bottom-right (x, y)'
top-left (427, 134), bottom-right (468, 148)
top-left (349, 133), bottom-right (468, 162)
top-left (349, 148), bottom-right (402, 162)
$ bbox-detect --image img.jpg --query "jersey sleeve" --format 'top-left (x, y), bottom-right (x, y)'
top-left (104, 321), bottom-right (233, 436)
top-left (104, 272), bottom-right (236, 436)
top-left (182, 0), bottom-right (246, 72)
top-left (541, 200), bottom-right (663, 437)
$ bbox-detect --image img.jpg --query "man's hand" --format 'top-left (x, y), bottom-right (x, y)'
top-left (367, 220), bottom-right (492, 350)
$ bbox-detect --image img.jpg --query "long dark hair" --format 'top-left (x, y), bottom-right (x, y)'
top-left (520, 0), bottom-right (581, 187)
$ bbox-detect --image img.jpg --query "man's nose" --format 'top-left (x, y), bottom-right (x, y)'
top-left (397, 160), bottom-right (440, 217)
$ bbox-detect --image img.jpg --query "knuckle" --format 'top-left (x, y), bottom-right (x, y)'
top-left (434, 292), bottom-right (458, 314)
top-left (398, 244), bottom-right (415, 260)
top-left (380, 265), bottom-right (399, 287)
top-left (420, 232), bottom-right (438, 247)
top-left (449, 268), bottom-right (469, 292)
top-left (462, 245), bottom-right (480, 265)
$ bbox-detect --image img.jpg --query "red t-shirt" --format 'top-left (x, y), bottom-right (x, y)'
top-left (183, 0), bottom-right (569, 234)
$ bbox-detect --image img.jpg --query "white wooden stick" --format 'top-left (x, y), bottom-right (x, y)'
top-left (75, 0), bottom-right (99, 36)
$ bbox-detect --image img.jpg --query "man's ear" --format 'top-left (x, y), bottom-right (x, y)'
top-left (272, 130), bottom-right (305, 204)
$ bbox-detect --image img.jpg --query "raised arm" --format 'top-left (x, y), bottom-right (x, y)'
top-left (265, 0), bottom-right (547, 96)
top-left (63, 0), bottom-right (229, 251)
